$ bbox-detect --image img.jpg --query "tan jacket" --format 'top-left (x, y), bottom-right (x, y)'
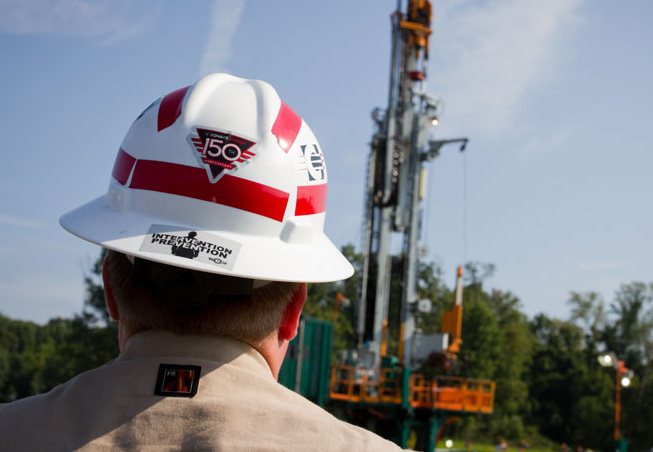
top-left (0, 331), bottom-right (411, 452)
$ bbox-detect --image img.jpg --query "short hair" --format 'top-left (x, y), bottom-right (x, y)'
top-left (105, 250), bottom-right (301, 343)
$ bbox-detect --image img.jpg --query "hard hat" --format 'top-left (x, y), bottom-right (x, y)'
top-left (60, 73), bottom-right (354, 283)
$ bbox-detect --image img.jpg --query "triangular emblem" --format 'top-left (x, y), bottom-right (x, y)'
top-left (189, 128), bottom-right (257, 183)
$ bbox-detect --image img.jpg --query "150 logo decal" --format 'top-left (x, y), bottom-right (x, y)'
top-left (189, 128), bottom-right (258, 183)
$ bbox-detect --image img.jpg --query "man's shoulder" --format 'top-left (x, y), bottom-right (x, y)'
top-left (0, 360), bottom-right (130, 449)
top-left (0, 360), bottom-right (110, 412)
top-left (0, 371), bottom-right (78, 415)
top-left (0, 372), bottom-right (78, 449)
top-left (245, 379), bottom-right (410, 451)
top-left (0, 349), bottom-right (414, 452)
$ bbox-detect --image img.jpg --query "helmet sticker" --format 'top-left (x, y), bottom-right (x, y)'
top-left (189, 128), bottom-right (257, 183)
top-left (140, 224), bottom-right (241, 271)
top-left (292, 144), bottom-right (327, 182)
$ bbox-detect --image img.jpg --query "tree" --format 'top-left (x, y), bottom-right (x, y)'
top-left (527, 314), bottom-right (614, 450)
top-left (489, 290), bottom-right (533, 434)
top-left (415, 261), bottom-right (450, 335)
top-left (301, 244), bottom-right (362, 357)
top-left (454, 271), bottom-right (535, 442)
top-left (62, 249), bottom-right (119, 372)
top-left (567, 291), bottom-right (606, 364)
top-left (603, 283), bottom-right (653, 452)
top-left (603, 282), bottom-right (652, 370)
top-left (463, 261), bottom-right (496, 286)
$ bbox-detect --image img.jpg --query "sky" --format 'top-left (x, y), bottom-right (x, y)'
top-left (0, 0), bottom-right (651, 324)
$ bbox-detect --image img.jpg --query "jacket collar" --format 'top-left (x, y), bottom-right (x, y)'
top-left (116, 330), bottom-right (273, 377)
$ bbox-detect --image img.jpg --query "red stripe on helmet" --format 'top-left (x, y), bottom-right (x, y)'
top-left (157, 86), bottom-right (190, 132)
top-left (129, 158), bottom-right (289, 222)
top-left (295, 184), bottom-right (327, 216)
top-left (112, 148), bottom-right (136, 185)
top-left (271, 102), bottom-right (302, 153)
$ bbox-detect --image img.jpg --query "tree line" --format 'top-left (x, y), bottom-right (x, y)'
top-left (1, 248), bottom-right (652, 452)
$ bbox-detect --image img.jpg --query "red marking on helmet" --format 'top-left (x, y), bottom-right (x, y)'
top-left (271, 102), bottom-right (302, 153)
top-left (128, 157), bottom-right (289, 222)
top-left (112, 148), bottom-right (136, 185)
top-left (295, 184), bottom-right (327, 216)
top-left (157, 86), bottom-right (190, 132)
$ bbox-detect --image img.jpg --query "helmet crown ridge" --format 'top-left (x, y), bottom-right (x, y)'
top-left (59, 73), bottom-right (354, 283)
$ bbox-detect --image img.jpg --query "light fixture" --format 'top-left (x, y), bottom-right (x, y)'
top-left (417, 298), bottom-right (432, 313)
top-left (621, 370), bottom-right (634, 387)
top-left (431, 118), bottom-right (439, 126)
top-left (445, 439), bottom-right (453, 448)
top-left (598, 352), bottom-right (617, 369)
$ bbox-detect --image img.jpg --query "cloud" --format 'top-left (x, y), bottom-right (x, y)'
top-left (199, 0), bottom-right (246, 76)
top-left (0, 214), bottom-right (48, 228)
top-left (578, 261), bottom-right (626, 271)
top-left (431, 0), bottom-right (585, 133)
top-left (514, 124), bottom-right (573, 162)
top-left (0, 0), bottom-right (154, 42)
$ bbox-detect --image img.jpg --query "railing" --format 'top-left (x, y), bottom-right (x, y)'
top-left (410, 374), bottom-right (494, 413)
top-left (329, 365), bottom-right (403, 404)
top-left (330, 365), bottom-right (494, 413)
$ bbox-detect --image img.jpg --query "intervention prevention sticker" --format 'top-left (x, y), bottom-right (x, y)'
top-left (139, 224), bottom-right (241, 271)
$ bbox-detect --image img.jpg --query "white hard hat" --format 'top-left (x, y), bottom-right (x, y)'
top-left (60, 73), bottom-right (354, 283)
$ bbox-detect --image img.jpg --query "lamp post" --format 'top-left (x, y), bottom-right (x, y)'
top-left (598, 352), bottom-right (634, 452)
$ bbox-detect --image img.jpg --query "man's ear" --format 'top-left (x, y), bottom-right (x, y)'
top-left (278, 283), bottom-right (307, 341)
top-left (102, 256), bottom-right (120, 321)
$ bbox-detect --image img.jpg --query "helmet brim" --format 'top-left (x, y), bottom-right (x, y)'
top-left (60, 195), bottom-right (354, 283)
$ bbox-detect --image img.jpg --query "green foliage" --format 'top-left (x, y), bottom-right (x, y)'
top-left (0, 249), bottom-right (118, 402)
top-left (444, 274), bottom-right (653, 452)
top-left (416, 261), bottom-right (450, 334)
top-left (527, 315), bottom-right (610, 448)
top-left (459, 286), bottom-right (501, 379)
top-left (302, 244), bottom-right (362, 357)
top-left (452, 273), bottom-right (534, 444)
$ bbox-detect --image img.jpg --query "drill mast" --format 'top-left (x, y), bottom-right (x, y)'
top-left (357, 0), bottom-right (466, 368)
top-left (280, 4), bottom-right (495, 449)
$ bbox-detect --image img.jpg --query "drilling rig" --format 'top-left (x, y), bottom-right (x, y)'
top-left (357, 0), bottom-right (469, 371)
top-left (278, 1), bottom-right (495, 450)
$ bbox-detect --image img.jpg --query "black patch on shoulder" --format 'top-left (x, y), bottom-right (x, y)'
top-left (154, 364), bottom-right (201, 398)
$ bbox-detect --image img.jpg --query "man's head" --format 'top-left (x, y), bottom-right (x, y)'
top-left (59, 73), bottom-right (353, 364)
top-left (102, 250), bottom-right (303, 344)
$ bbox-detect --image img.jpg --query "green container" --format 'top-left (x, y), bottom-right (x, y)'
top-left (615, 439), bottom-right (628, 452)
top-left (382, 355), bottom-right (399, 369)
top-left (278, 315), bottom-right (333, 406)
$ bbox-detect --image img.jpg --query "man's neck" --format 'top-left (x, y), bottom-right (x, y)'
top-left (246, 333), bottom-right (289, 380)
top-left (119, 324), bottom-right (288, 380)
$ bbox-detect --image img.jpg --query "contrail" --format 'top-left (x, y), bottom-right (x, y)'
top-left (200, 0), bottom-right (246, 76)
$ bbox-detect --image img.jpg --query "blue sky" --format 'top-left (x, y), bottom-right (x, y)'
top-left (1, 0), bottom-right (651, 324)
